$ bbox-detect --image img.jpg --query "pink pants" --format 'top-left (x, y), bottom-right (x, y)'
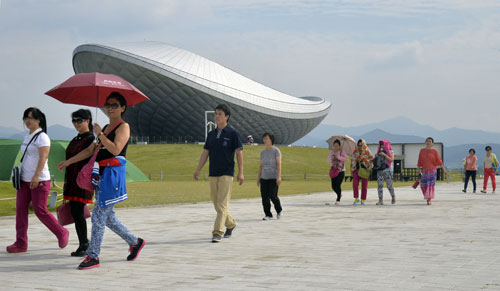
top-left (353, 170), bottom-right (368, 200)
top-left (14, 181), bottom-right (66, 249)
top-left (484, 168), bottom-right (496, 191)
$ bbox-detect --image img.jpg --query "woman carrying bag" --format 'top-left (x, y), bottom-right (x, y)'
top-left (351, 139), bottom-right (373, 205)
top-left (327, 139), bottom-right (348, 205)
top-left (61, 109), bottom-right (95, 256)
top-left (58, 92), bottom-right (145, 270)
top-left (7, 107), bottom-right (69, 253)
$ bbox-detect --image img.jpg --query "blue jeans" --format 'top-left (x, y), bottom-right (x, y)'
top-left (464, 170), bottom-right (477, 192)
top-left (88, 192), bottom-right (138, 259)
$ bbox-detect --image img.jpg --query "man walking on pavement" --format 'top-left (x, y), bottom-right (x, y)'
top-left (194, 104), bottom-right (244, 243)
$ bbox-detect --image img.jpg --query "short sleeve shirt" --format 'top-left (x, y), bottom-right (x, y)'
top-left (20, 128), bottom-right (51, 182)
top-left (465, 155), bottom-right (477, 171)
top-left (260, 147), bottom-right (281, 179)
top-left (204, 125), bottom-right (243, 177)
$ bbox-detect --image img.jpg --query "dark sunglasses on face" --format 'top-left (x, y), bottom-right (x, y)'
top-left (72, 118), bottom-right (86, 124)
top-left (104, 103), bottom-right (120, 109)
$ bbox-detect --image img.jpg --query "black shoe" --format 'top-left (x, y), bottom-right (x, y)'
top-left (71, 243), bottom-right (89, 257)
top-left (127, 238), bottom-right (145, 261)
top-left (224, 225), bottom-right (236, 238)
top-left (78, 256), bottom-right (100, 270)
top-left (462, 189), bottom-right (466, 193)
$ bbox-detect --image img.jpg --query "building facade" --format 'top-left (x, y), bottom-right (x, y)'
top-left (72, 42), bottom-right (331, 144)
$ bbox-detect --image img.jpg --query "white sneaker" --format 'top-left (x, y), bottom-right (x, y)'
top-left (277, 212), bottom-right (282, 219)
top-left (262, 216), bottom-right (273, 221)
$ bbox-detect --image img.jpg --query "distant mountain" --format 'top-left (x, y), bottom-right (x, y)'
top-left (443, 143), bottom-right (500, 170)
top-left (294, 117), bottom-right (500, 147)
top-left (0, 126), bottom-right (23, 139)
top-left (1, 124), bottom-right (75, 140)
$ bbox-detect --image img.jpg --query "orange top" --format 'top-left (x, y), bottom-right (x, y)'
top-left (465, 155), bottom-right (477, 171)
top-left (417, 148), bottom-right (443, 170)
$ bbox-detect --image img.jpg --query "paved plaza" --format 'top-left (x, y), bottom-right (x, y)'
top-left (1, 181), bottom-right (500, 290)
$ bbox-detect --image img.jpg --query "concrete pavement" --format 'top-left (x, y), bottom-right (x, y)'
top-left (2, 181), bottom-right (500, 290)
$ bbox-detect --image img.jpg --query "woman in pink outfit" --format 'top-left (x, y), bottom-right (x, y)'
top-left (327, 139), bottom-right (348, 205)
top-left (417, 137), bottom-right (448, 205)
top-left (481, 146), bottom-right (497, 194)
top-left (7, 108), bottom-right (69, 253)
top-left (462, 149), bottom-right (477, 193)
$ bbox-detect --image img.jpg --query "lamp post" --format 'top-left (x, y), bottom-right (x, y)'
top-left (205, 110), bottom-right (215, 142)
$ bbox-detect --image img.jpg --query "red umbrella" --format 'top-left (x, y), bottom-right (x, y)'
top-left (45, 72), bottom-right (149, 108)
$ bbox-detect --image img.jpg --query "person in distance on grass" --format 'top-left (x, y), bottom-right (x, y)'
top-left (193, 104), bottom-right (244, 243)
top-left (257, 132), bottom-right (283, 220)
top-left (58, 92), bottom-right (145, 269)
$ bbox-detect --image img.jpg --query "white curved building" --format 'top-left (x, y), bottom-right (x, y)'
top-left (72, 42), bottom-right (331, 144)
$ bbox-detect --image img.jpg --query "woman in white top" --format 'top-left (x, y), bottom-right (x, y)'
top-left (6, 108), bottom-right (69, 253)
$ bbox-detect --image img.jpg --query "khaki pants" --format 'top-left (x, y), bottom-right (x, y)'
top-left (209, 176), bottom-right (236, 236)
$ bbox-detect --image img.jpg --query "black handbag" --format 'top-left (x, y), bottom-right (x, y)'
top-left (12, 132), bottom-right (42, 190)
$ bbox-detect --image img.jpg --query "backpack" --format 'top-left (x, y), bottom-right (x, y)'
top-left (373, 155), bottom-right (388, 171)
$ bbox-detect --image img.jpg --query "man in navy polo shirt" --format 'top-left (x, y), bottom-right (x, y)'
top-left (194, 104), bottom-right (244, 243)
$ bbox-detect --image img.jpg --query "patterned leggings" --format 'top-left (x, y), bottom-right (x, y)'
top-left (88, 192), bottom-right (138, 259)
top-left (377, 169), bottom-right (395, 201)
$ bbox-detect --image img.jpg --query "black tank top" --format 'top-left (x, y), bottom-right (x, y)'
top-left (96, 123), bottom-right (129, 162)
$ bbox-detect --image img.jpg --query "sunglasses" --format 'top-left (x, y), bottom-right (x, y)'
top-left (72, 118), bottom-right (86, 124)
top-left (104, 103), bottom-right (121, 109)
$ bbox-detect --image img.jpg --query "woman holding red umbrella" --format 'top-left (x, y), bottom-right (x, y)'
top-left (58, 92), bottom-right (145, 270)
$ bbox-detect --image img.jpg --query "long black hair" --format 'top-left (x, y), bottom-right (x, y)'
top-left (107, 92), bottom-right (127, 117)
top-left (71, 109), bottom-right (93, 131)
top-left (23, 107), bottom-right (47, 133)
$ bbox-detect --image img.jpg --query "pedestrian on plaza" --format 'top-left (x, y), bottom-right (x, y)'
top-left (417, 137), bottom-right (448, 205)
top-left (257, 132), bottom-right (283, 220)
top-left (374, 139), bottom-right (396, 205)
top-left (462, 148), bottom-right (477, 194)
top-left (58, 92), bottom-right (145, 269)
top-left (327, 139), bottom-right (348, 205)
top-left (61, 109), bottom-right (95, 257)
top-left (193, 104), bottom-right (244, 243)
top-left (481, 146), bottom-right (497, 194)
top-left (351, 139), bottom-right (373, 205)
top-left (7, 107), bottom-right (69, 253)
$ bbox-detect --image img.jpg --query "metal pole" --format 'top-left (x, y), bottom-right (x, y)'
top-left (205, 111), bottom-right (215, 142)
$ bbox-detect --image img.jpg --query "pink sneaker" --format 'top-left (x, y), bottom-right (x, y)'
top-left (78, 256), bottom-right (100, 270)
top-left (59, 228), bottom-right (69, 249)
top-left (6, 244), bottom-right (27, 253)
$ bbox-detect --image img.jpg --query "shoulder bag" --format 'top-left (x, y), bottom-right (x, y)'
top-left (57, 200), bottom-right (91, 226)
top-left (76, 121), bottom-right (123, 192)
top-left (12, 132), bottom-right (42, 190)
top-left (357, 161), bottom-right (371, 179)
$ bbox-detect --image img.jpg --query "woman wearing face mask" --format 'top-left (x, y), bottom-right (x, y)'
top-left (58, 92), bottom-right (145, 270)
top-left (417, 137), bottom-right (448, 205)
top-left (351, 139), bottom-right (373, 205)
top-left (7, 107), bottom-right (69, 253)
top-left (62, 109), bottom-right (95, 257)
top-left (375, 139), bottom-right (395, 205)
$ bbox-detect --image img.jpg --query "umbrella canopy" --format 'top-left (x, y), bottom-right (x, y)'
top-left (326, 134), bottom-right (356, 155)
top-left (45, 72), bottom-right (149, 108)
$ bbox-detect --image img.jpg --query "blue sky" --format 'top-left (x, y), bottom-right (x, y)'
top-left (1, 0), bottom-right (500, 132)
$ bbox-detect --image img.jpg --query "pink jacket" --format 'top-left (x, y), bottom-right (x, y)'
top-left (327, 150), bottom-right (348, 171)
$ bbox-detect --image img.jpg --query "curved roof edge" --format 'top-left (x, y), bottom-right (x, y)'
top-left (73, 42), bottom-right (331, 120)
